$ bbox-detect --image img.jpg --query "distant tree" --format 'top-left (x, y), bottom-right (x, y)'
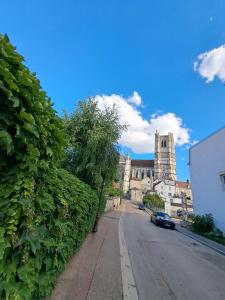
top-left (143, 193), bottom-right (164, 209)
top-left (63, 98), bottom-right (126, 215)
top-left (105, 185), bottom-right (123, 197)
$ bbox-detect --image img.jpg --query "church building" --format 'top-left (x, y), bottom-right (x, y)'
top-left (119, 132), bottom-right (193, 215)
top-left (120, 132), bottom-right (177, 194)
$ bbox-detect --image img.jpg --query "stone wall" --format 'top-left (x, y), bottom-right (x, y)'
top-left (105, 196), bottom-right (121, 212)
top-left (130, 189), bottom-right (143, 203)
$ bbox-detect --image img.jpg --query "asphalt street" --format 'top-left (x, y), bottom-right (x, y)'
top-left (122, 202), bottom-right (225, 300)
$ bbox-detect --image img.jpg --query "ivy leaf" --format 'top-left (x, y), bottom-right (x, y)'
top-left (17, 262), bottom-right (37, 286)
top-left (22, 122), bottom-right (39, 138)
top-left (36, 192), bottom-right (55, 212)
top-left (19, 230), bottom-right (41, 254)
top-left (12, 96), bottom-right (19, 107)
top-left (19, 110), bottom-right (35, 124)
top-left (0, 228), bottom-right (10, 260)
top-left (46, 146), bottom-right (53, 157)
top-left (0, 130), bottom-right (13, 154)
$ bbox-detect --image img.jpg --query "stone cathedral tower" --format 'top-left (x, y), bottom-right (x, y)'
top-left (123, 153), bottom-right (131, 193)
top-left (154, 132), bottom-right (177, 181)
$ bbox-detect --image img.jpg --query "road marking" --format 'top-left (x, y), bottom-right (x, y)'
top-left (119, 204), bottom-right (138, 300)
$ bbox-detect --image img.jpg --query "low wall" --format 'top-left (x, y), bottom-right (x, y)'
top-left (105, 196), bottom-right (121, 212)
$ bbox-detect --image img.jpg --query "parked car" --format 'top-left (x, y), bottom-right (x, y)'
top-left (138, 203), bottom-right (145, 210)
top-left (151, 212), bottom-right (175, 229)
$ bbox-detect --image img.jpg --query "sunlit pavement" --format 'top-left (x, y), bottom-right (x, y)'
top-left (122, 201), bottom-right (225, 300)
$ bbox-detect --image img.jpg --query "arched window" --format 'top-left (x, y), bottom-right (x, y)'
top-left (136, 171), bottom-right (138, 178)
top-left (142, 171), bottom-right (144, 179)
top-left (164, 140), bottom-right (167, 147)
top-left (161, 140), bottom-right (164, 148)
top-left (147, 170), bottom-right (150, 178)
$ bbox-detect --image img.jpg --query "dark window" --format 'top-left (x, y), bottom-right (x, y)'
top-left (147, 170), bottom-right (150, 177)
top-left (142, 172), bottom-right (144, 179)
top-left (164, 140), bottom-right (167, 147)
top-left (136, 171), bottom-right (138, 178)
top-left (161, 140), bottom-right (164, 148)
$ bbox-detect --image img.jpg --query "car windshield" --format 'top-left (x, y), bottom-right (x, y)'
top-left (157, 212), bottom-right (170, 219)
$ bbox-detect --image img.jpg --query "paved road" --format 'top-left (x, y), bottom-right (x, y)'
top-left (122, 202), bottom-right (225, 300)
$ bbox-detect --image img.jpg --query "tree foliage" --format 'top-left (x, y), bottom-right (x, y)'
top-left (192, 213), bottom-right (215, 233)
top-left (63, 99), bottom-right (126, 211)
top-left (105, 185), bottom-right (122, 197)
top-left (0, 35), bottom-right (98, 299)
top-left (143, 193), bottom-right (164, 209)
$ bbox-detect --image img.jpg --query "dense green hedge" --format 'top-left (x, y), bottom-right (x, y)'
top-left (0, 35), bottom-right (98, 299)
top-left (0, 168), bottom-right (98, 299)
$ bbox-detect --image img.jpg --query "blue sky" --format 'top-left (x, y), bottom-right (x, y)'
top-left (1, 0), bottom-right (225, 180)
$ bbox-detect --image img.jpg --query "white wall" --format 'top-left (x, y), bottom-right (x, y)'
top-left (190, 127), bottom-right (225, 231)
top-left (105, 197), bottom-right (121, 212)
top-left (130, 189), bottom-right (142, 203)
top-left (154, 181), bottom-right (175, 215)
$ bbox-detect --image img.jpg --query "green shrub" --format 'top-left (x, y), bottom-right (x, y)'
top-left (143, 194), bottom-right (164, 209)
top-left (0, 35), bottom-right (98, 299)
top-left (192, 213), bottom-right (215, 233)
top-left (105, 186), bottom-right (122, 197)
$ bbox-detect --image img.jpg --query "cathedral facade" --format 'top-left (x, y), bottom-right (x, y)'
top-left (120, 132), bottom-right (177, 195)
top-left (119, 132), bottom-right (193, 215)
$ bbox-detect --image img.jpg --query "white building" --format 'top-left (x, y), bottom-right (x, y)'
top-left (189, 126), bottom-right (225, 231)
top-left (154, 180), bottom-right (175, 215)
top-left (154, 180), bottom-right (193, 216)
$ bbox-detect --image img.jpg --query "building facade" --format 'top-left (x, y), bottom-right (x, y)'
top-left (155, 132), bottom-right (177, 181)
top-left (189, 126), bottom-right (225, 231)
top-left (120, 132), bottom-right (193, 213)
top-left (120, 132), bottom-right (177, 198)
top-left (154, 180), bottom-right (193, 216)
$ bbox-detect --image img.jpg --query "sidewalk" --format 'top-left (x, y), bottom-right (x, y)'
top-left (176, 224), bottom-right (225, 256)
top-left (50, 209), bottom-right (123, 300)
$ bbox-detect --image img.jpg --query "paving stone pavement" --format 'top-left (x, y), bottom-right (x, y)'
top-left (49, 209), bottom-right (123, 300)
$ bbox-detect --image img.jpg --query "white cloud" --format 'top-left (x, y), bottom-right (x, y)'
top-left (127, 91), bottom-right (142, 106)
top-left (95, 93), bottom-right (190, 154)
top-left (194, 45), bottom-right (225, 82)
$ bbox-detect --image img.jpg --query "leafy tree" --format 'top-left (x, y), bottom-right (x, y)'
top-left (63, 98), bottom-right (126, 213)
top-left (105, 185), bottom-right (123, 197)
top-left (143, 193), bottom-right (164, 209)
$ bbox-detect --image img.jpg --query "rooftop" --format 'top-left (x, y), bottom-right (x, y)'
top-left (131, 160), bottom-right (154, 168)
top-left (175, 181), bottom-right (190, 189)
